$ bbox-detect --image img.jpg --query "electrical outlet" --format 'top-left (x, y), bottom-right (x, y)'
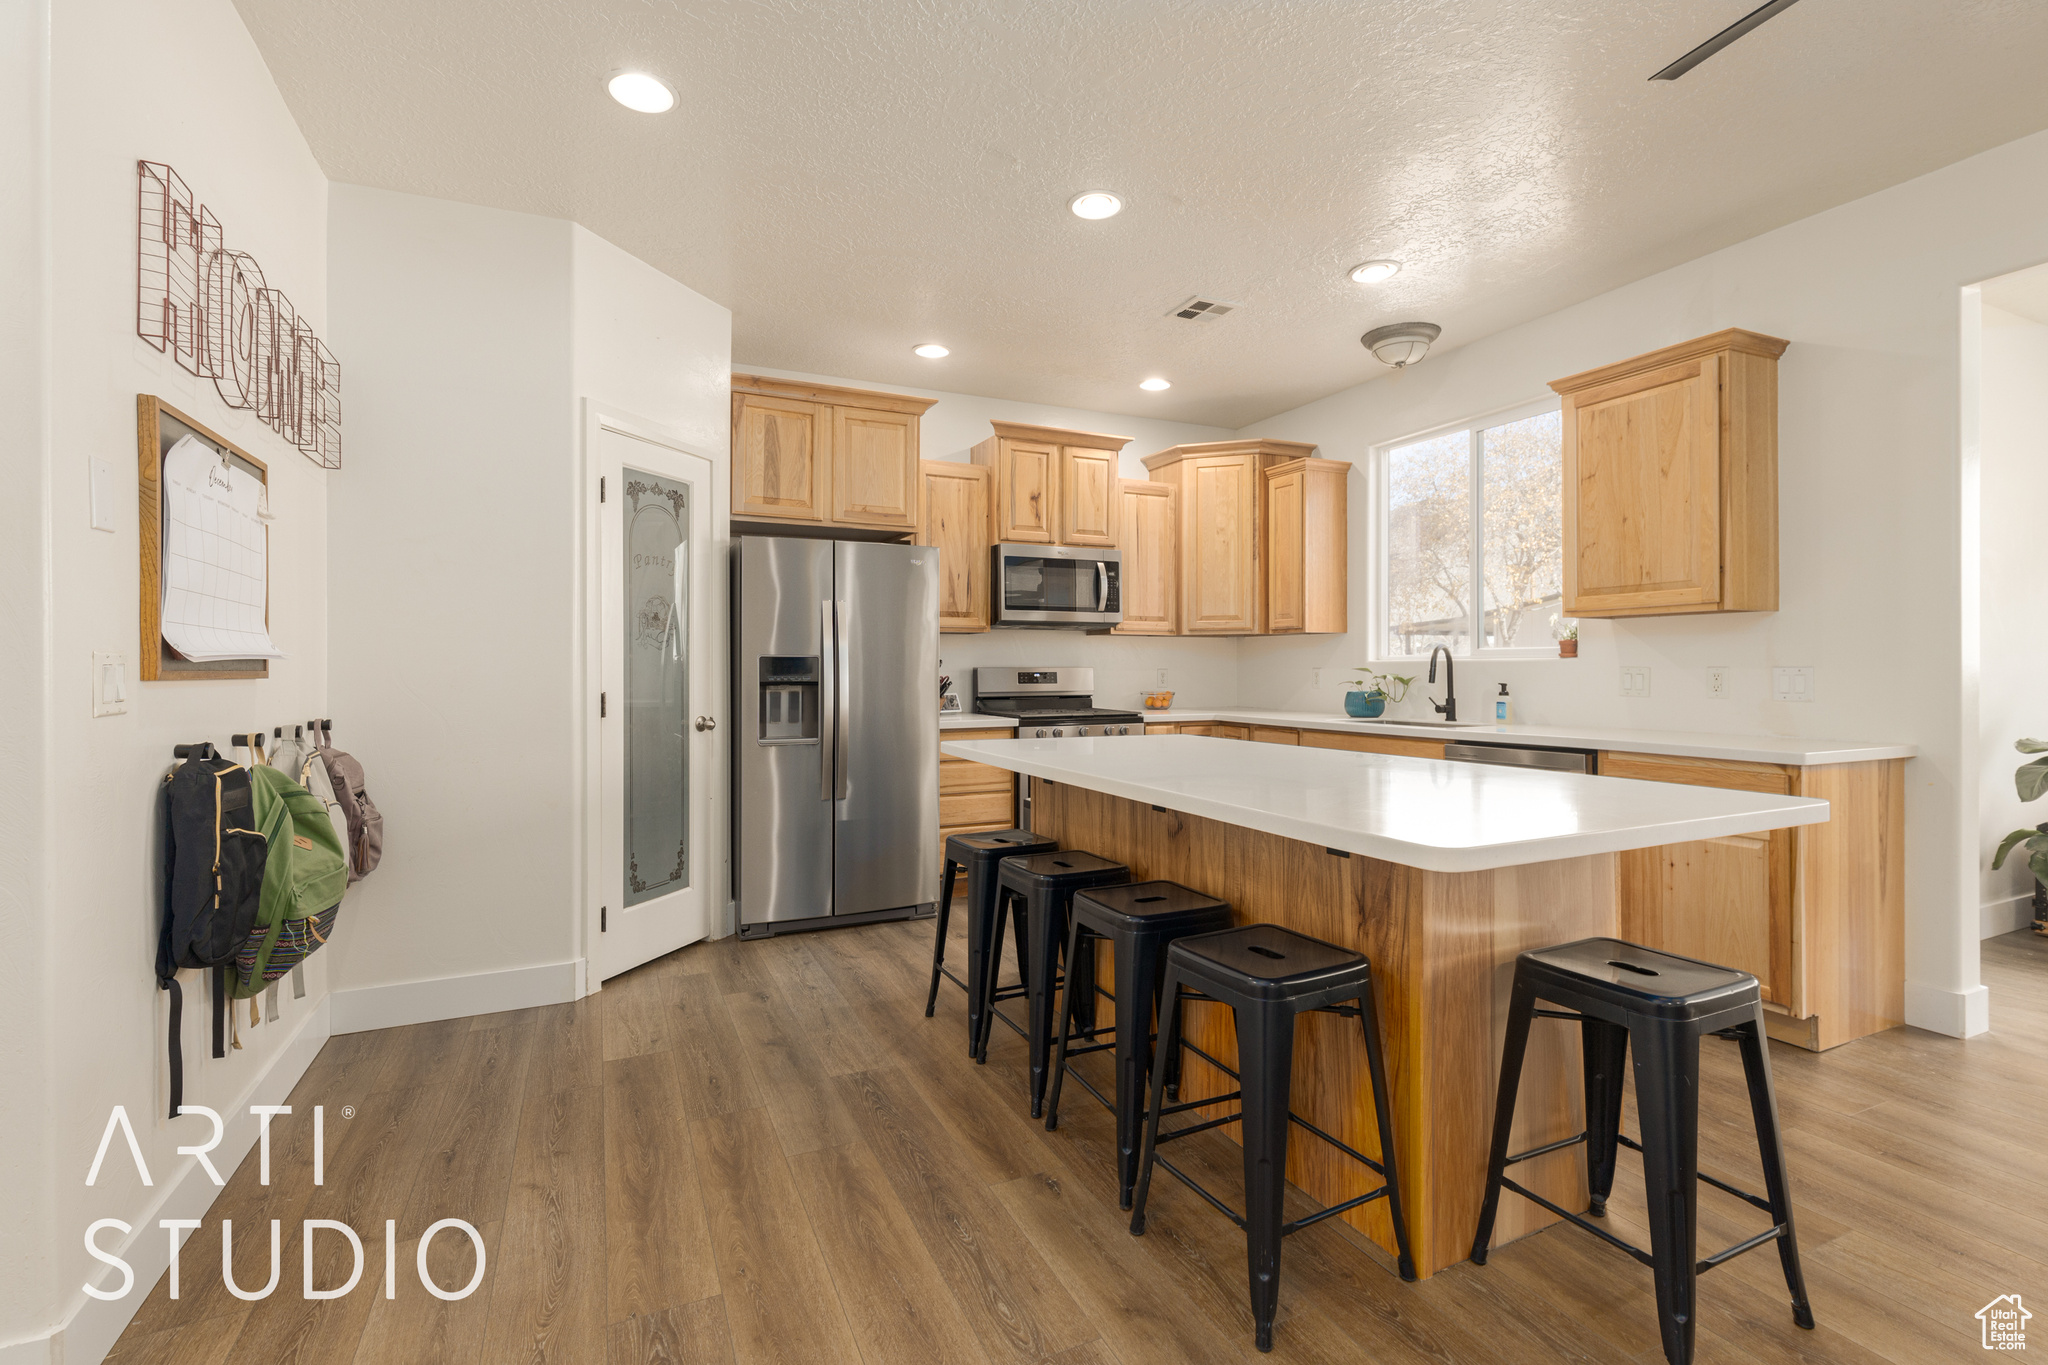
top-left (1155, 669), bottom-right (1168, 686)
top-left (1311, 668), bottom-right (1322, 688)
top-left (1773, 666), bottom-right (1815, 702)
top-left (1706, 667), bottom-right (1731, 699)
top-left (1619, 665), bottom-right (1651, 698)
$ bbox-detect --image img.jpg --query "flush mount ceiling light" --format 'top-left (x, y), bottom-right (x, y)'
top-left (1361, 321), bottom-right (1442, 369)
top-left (912, 343), bottom-right (950, 359)
top-left (1139, 377), bottom-right (1171, 391)
top-left (1349, 259), bottom-right (1402, 285)
top-left (607, 72), bottom-right (676, 113)
top-left (1068, 191), bottom-right (1123, 220)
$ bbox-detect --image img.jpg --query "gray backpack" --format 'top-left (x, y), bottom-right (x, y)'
top-left (310, 720), bottom-right (382, 882)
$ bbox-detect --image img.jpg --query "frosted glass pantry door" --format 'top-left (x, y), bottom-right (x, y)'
top-left (594, 424), bottom-right (716, 980)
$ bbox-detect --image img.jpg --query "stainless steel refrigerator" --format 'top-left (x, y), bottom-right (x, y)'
top-left (733, 536), bottom-right (940, 937)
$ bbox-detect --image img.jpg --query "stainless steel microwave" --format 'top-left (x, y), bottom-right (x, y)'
top-left (991, 543), bottom-right (1122, 630)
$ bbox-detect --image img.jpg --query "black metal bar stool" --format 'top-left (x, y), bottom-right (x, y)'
top-left (979, 851), bottom-right (1130, 1095)
top-left (925, 829), bottom-right (1056, 1057)
top-left (1129, 923), bottom-right (1415, 1353)
top-left (1043, 881), bottom-right (1233, 1208)
top-left (1470, 937), bottom-right (1814, 1365)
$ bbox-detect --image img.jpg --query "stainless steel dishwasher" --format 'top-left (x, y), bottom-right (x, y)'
top-left (1442, 742), bottom-right (1598, 774)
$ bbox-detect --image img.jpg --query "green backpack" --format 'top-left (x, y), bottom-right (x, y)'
top-left (230, 765), bottom-right (348, 999)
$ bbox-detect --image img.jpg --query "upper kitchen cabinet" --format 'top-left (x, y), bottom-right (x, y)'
top-left (1549, 329), bottom-right (1788, 618)
top-left (1112, 479), bottom-right (1177, 635)
top-left (731, 374), bottom-right (937, 530)
top-left (1141, 439), bottom-right (1334, 635)
top-left (971, 421), bottom-right (1132, 546)
top-left (1264, 457), bottom-right (1349, 634)
top-left (919, 460), bottom-right (993, 632)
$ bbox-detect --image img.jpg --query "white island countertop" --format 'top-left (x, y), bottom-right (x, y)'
top-left (942, 734), bottom-right (1831, 874)
top-left (1137, 709), bottom-right (1915, 766)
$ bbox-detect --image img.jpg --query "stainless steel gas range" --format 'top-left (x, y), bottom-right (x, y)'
top-left (972, 666), bottom-right (1145, 737)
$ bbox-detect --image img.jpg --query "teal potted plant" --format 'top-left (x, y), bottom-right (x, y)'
top-left (1990, 737), bottom-right (2048, 935)
top-left (1343, 669), bottom-right (1414, 719)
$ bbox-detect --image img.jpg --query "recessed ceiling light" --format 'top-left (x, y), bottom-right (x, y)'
top-left (607, 72), bottom-right (675, 114)
top-left (1069, 191), bottom-right (1123, 220)
top-left (1139, 378), bottom-right (1172, 392)
top-left (913, 343), bottom-right (950, 359)
top-left (1349, 259), bottom-right (1401, 285)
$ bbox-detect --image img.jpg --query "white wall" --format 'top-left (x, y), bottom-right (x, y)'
top-left (326, 187), bottom-right (575, 1012)
top-left (1234, 131), bottom-right (2048, 1039)
top-left (733, 365), bottom-right (1244, 710)
top-left (1977, 301), bottom-right (2048, 937)
top-left (6, 0), bottom-right (334, 1358)
top-left (326, 194), bottom-right (733, 1022)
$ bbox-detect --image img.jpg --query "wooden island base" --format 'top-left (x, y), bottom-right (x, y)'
top-left (1031, 778), bottom-right (1619, 1279)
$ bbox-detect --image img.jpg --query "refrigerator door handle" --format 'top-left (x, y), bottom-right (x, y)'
top-left (835, 597), bottom-right (852, 800)
top-left (1096, 560), bottom-right (1108, 612)
top-left (820, 598), bottom-right (836, 801)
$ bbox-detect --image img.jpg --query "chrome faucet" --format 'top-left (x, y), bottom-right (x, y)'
top-left (1427, 646), bottom-right (1456, 722)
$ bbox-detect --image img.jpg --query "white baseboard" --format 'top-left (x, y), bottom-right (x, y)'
top-left (1981, 892), bottom-right (2036, 939)
top-left (1905, 980), bottom-right (1992, 1038)
top-left (328, 959), bottom-right (581, 1035)
top-left (37, 994), bottom-right (332, 1365)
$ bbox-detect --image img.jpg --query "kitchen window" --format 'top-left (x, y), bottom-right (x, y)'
top-left (1376, 400), bottom-right (1563, 660)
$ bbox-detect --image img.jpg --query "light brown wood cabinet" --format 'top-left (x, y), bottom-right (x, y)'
top-left (731, 374), bottom-right (936, 530)
top-left (939, 727), bottom-right (1018, 864)
top-left (1112, 479), bottom-right (1178, 635)
top-left (919, 460), bottom-right (992, 632)
top-left (1600, 749), bottom-right (1904, 1050)
top-left (1142, 439), bottom-right (1344, 636)
top-left (1264, 457), bottom-right (1349, 634)
top-left (1297, 729), bottom-right (1446, 760)
top-left (971, 421), bottom-right (1132, 546)
top-left (1550, 329), bottom-right (1787, 618)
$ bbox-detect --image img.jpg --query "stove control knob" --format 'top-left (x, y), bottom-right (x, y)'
top-left (1034, 727), bottom-right (1048, 739)
top-left (1053, 727), bottom-right (1065, 738)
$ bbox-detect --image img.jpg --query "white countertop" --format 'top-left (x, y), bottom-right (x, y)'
top-left (1128, 708), bottom-right (1914, 766)
top-left (941, 712), bottom-right (1019, 730)
top-left (941, 734), bottom-right (1831, 874)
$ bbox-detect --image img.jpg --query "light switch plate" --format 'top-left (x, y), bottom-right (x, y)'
top-left (92, 651), bottom-right (128, 717)
top-left (1706, 667), bottom-right (1731, 698)
top-left (1773, 666), bottom-right (1815, 702)
top-left (89, 455), bottom-right (117, 532)
top-left (1619, 665), bottom-right (1651, 698)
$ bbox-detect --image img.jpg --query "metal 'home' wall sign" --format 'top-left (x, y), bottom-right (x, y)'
top-left (137, 160), bottom-right (341, 469)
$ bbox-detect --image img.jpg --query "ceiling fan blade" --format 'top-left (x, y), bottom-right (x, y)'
top-left (1650, 0), bottom-right (1804, 80)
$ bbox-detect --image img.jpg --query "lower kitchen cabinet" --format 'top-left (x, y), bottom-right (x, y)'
top-left (1297, 729), bottom-right (1447, 760)
top-left (1602, 749), bottom-right (1905, 1049)
top-left (1249, 726), bottom-right (1298, 745)
top-left (939, 727), bottom-right (1018, 866)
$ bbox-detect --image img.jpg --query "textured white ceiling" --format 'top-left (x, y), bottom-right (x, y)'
top-left (236, 0), bottom-right (2048, 426)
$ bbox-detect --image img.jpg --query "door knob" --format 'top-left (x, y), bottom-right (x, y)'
top-left (694, 716), bottom-right (716, 732)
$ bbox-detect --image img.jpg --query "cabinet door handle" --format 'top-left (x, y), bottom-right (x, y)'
top-left (694, 716), bottom-right (716, 732)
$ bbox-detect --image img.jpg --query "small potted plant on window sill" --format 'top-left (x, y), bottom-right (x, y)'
top-left (1343, 669), bottom-right (1414, 719)
top-left (1552, 614), bottom-right (1579, 658)
top-left (1990, 737), bottom-right (2048, 936)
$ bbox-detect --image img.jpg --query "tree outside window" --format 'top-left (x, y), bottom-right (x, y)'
top-left (1381, 405), bottom-right (1562, 659)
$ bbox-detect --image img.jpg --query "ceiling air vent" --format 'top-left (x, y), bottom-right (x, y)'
top-left (1168, 296), bottom-right (1240, 321)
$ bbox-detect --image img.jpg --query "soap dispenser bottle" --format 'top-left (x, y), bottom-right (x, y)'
top-left (1494, 682), bottom-right (1513, 725)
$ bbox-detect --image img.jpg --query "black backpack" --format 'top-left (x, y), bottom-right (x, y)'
top-left (157, 743), bottom-right (266, 1116)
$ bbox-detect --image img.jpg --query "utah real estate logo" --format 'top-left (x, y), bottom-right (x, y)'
top-left (1979, 1295), bottom-right (2030, 1351)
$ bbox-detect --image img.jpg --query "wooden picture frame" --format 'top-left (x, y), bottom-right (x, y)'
top-left (137, 394), bottom-right (271, 680)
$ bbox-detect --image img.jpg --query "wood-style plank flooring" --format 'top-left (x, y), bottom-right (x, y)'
top-left (110, 924), bottom-right (2048, 1364)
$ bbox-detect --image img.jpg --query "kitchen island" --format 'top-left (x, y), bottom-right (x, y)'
top-left (939, 733), bottom-right (1831, 1277)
